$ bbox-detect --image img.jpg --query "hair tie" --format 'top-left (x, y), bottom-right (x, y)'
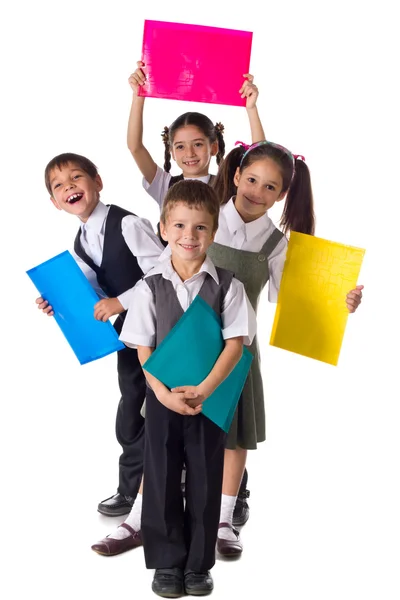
top-left (215, 122), bottom-right (225, 134)
top-left (293, 154), bottom-right (306, 161)
top-left (235, 140), bottom-right (250, 150)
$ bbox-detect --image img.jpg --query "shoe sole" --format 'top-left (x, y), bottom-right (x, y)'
top-left (97, 506), bottom-right (132, 517)
top-left (91, 544), bottom-right (142, 557)
top-left (151, 589), bottom-right (183, 598)
top-left (184, 589), bottom-right (213, 596)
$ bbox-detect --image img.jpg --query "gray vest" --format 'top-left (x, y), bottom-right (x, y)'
top-left (145, 267), bottom-right (234, 347)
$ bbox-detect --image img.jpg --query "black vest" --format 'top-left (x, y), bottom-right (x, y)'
top-left (156, 174), bottom-right (216, 247)
top-left (74, 204), bottom-right (143, 299)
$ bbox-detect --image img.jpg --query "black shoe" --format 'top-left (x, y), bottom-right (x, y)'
top-left (152, 568), bottom-right (184, 598)
top-left (97, 492), bottom-right (134, 517)
top-left (232, 489), bottom-right (250, 527)
top-left (184, 571), bottom-right (213, 596)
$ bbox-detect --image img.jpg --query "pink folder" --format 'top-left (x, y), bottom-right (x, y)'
top-left (138, 20), bottom-right (253, 106)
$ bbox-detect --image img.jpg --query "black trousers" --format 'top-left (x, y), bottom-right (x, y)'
top-left (114, 315), bottom-right (146, 499)
top-left (142, 389), bottom-right (226, 572)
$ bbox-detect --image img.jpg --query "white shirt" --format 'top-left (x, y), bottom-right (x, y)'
top-left (72, 201), bottom-right (164, 309)
top-left (215, 198), bottom-right (288, 302)
top-left (120, 255), bottom-right (257, 349)
top-left (143, 164), bottom-right (212, 207)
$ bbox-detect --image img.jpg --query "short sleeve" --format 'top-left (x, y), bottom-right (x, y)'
top-left (221, 278), bottom-right (257, 346)
top-left (119, 280), bottom-right (157, 348)
top-left (142, 165), bottom-right (172, 209)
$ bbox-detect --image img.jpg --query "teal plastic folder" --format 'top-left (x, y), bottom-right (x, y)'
top-left (143, 295), bottom-right (253, 432)
top-left (27, 250), bottom-right (125, 365)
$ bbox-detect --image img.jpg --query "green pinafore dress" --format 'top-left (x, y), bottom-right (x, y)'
top-left (207, 228), bottom-right (284, 449)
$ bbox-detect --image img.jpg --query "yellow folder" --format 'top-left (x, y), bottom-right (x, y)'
top-left (270, 232), bottom-right (365, 366)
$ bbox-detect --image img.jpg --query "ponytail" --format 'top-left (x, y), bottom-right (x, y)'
top-left (215, 122), bottom-right (226, 167)
top-left (211, 146), bottom-right (246, 204)
top-left (280, 159), bottom-right (315, 235)
top-left (161, 126), bottom-right (172, 172)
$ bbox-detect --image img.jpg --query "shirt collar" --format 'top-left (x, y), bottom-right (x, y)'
top-left (222, 196), bottom-right (274, 238)
top-left (145, 254), bottom-right (219, 284)
top-left (80, 201), bottom-right (109, 235)
top-left (183, 174), bottom-right (211, 184)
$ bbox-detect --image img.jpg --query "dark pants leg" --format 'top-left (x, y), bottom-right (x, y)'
top-left (184, 414), bottom-right (226, 572)
top-left (142, 390), bottom-right (225, 571)
top-left (142, 390), bottom-right (186, 568)
top-left (114, 316), bottom-right (146, 499)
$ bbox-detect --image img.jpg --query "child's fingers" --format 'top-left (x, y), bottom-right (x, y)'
top-left (171, 386), bottom-right (196, 394)
top-left (243, 73), bottom-right (254, 83)
top-left (136, 60), bottom-right (145, 68)
top-left (133, 72), bottom-right (146, 86)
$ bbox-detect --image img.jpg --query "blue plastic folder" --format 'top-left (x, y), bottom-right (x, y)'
top-left (26, 250), bottom-right (125, 365)
top-left (143, 295), bottom-right (253, 433)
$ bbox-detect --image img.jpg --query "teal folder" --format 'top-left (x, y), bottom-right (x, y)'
top-left (143, 295), bottom-right (253, 432)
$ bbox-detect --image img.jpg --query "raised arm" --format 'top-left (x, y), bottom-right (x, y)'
top-left (127, 61), bottom-right (158, 185)
top-left (240, 74), bottom-right (266, 143)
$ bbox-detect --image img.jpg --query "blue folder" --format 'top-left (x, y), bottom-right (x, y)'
top-left (26, 250), bottom-right (125, 365)
top-left (143, 295), bottom-right (253, 433)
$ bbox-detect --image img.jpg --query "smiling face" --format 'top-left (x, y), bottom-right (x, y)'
top-left (233, 157), bottom-right (286, 222)
top-left (49, 162), bottom-right (103, 222)
top-left (160, 201), bottom-right (216, 264)
top-left (170, 125), bottom-right (218, 178)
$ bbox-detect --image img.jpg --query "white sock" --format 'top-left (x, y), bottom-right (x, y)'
top-left (218, 494), bottom-right (238, 541)
top-left (108, 493), bottom-right (142, 540)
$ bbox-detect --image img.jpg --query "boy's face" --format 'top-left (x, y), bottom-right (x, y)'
top-left (160, 202), bottom-right (216, 263)
top-left (49, 162), bottom-right (103, 222)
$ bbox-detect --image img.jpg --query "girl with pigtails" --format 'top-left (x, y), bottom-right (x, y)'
top-left (127, 61), bottom-right (265, 215)
top-left (200, 140), bottom-right (363, 556)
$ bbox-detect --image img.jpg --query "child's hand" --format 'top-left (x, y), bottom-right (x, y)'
top-left (159, 390), bottom-right (202, 416)
top-left (171, 385), bottom-right (204, 407)
top-left (36, 296), bottom-right (54, 316)
top-left (239, 74), bottom-right (259, 110)
top-left (94, 298), bottom-right (124, 322)
top-left (128, 61), bottom-right (146, 95)
top-left (346, 285), bottom-right (364, 313)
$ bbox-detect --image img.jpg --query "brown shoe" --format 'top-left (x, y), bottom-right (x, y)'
top-left (216, 522), bottom-right (243, 557)
top-left (91, 523), bottom-right (142, 556)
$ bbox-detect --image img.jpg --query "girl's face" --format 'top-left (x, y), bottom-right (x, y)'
top-left (171, 125), bottom-right (218, 178)
top-left (233, 157), bottom-right (286, 223)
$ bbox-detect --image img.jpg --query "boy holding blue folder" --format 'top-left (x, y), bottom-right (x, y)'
top-left (118, 180), bottom-right (256, 597)
top-left (36, 153), bottom-right (164, 518)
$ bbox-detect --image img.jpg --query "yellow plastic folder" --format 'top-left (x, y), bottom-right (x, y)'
top-left (270, 232), bottom-right (365, 366)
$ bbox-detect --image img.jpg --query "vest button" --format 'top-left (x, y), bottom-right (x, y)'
top-left (258, 254), bottom-right (266, 262)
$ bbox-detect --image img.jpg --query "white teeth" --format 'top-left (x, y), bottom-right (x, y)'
top-left (67, 193), bottom-right (82, 203)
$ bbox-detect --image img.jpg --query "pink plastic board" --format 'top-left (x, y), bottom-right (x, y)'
top-left (138, 20), bottom-right (253, 106)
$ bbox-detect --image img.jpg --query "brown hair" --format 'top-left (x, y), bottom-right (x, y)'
top-left (44, 153), bottom-right (99, 194)
top-left (161, 113), bottom-right (225, 173)
top-left (160, 179), bottom-right (220, 232)
top-left (212, 142), bottom-right (315, 235)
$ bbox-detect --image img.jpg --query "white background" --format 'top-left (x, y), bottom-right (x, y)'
top-left (1, 1), bottom-right (399, 599)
